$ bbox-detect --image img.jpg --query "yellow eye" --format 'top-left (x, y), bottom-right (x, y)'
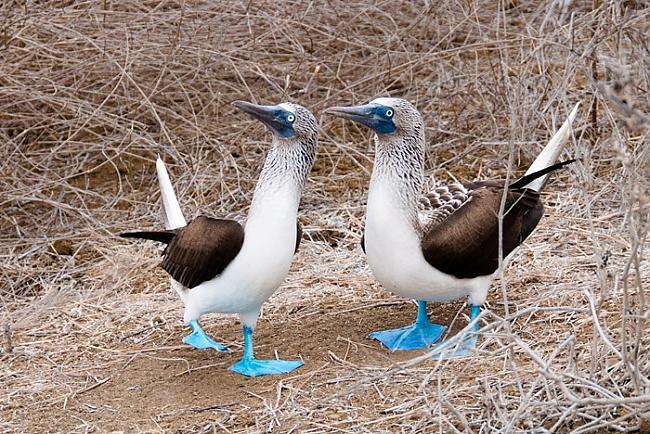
top-left (287, 114), bottom-right (295, 123)
top-left (386, 109), bottom-right (394, 118)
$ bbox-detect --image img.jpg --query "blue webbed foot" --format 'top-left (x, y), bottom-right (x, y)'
top-left (368, 300), bottom-right (445, 351)
top-left (183, 320), bottom-right (228, 352)
top-left (369, 322), bottom-right (445, 351)
top-left (229, 358), bottom-right (303, 377)
top-left (431, 304), bottom-right (481, 359)
top-left (228, 324), bottom-right (303, 377)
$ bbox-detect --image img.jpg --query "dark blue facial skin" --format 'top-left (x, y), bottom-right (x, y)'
top-left (231, 101), bottom-right (296, 138)
top-left (263, 108), bottom-right (296, 138)
top-left (329, 103), bottom-right (396, 134)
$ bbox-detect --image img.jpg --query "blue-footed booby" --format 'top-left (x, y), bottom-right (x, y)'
top-left (327, 98), bottom-right (579, 356)
top-left (121, 101), bottom-right (318, 376)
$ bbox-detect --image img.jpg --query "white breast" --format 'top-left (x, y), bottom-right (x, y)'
top-left (365, 181), bottom-right (492, 304)
top-left (180, 188), bottom-right (299, 324)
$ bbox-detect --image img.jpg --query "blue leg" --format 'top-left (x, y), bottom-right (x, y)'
top-left (183, 320), bottom-right (228, 352)
top-left (228, 325), bottom-right (303, 377)
top-left (368, 300), bottom-right (446, 351)
top-left (431, 304), bottom-right (480, 358)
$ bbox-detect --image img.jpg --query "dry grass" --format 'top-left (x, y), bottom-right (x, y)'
top-left (1, 1), bottom-right (648, 433)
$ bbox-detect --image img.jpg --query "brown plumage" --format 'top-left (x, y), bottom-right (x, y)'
top-left (359, 160), bottom-right (573, 278)
top-left (122, 216), bottom-right (245, 288)
top-left (159, 217), bottom-right (245, 288)
top-left (295, 221), bottom-right (303, 253)
top-left (121, 217), bottom-right (303, 289)
top-left (419, 183), bottom-right (471, 229)
top-left (419, 160), bottom-right (574, 279)
top-left (420, 181), bottom-right (543, 279)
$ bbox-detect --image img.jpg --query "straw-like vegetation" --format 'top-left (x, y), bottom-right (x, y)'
top-left (1, 1), bottom-right (648, 432)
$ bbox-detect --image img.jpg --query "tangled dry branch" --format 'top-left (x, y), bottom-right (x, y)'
top-left (0, 1), bottom-right (648, 432)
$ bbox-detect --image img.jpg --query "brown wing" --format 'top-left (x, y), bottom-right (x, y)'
top-left (295, 221), bottom-right (302, 254)
top-left (419, 183), bottom-right (472, 232)
top-left (161, 216), bottom-right (245, 289)
top-left (421, 181), bottom-right (544, 279)
top-left (359, 183), bottom-right (470, 255)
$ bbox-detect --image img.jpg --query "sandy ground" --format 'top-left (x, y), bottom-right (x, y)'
top-left (6, 262), bottom-right (472, 432)
top-left (1, 1), bottom-right (649, 433)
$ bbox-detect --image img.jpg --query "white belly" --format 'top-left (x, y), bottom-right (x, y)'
top-left (365, 183), bottom-right (493, 304)
top-left (178, 192), bottom-right (299, 326)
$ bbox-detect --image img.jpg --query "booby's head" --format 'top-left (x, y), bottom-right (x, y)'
top-left (233, 100), bottom-right (318, 189)
top-left (326, 97), bottom-right (422, 136)
top-left (327, 97), bottom-right (426, 194)
top-left (232, 100), bottom-right (317, 142)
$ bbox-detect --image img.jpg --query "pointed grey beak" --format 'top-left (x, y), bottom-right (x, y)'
top-left (232, 100), bottom-right (277, 124)
top-left (325, 104), bottom-right (375, 123)
top-left (232, 100), bottom-right (295, 138)
top-left (326, 103), bottom-right (395, 134)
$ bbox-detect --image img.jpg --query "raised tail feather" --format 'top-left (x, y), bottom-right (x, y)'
top-left (120, 231), bottom-right (176, 244)
top-left (157, 156), bottom-right (187, 230)
top-left (509, 159), bottom-right (576, 190)
top-left (523, 102), bottom-right (580, 192)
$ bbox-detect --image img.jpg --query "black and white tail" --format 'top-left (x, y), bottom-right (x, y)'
top-left (518, 103), bottom-right (580, 192)
top-left (120, 157), bottom-right (186, 242)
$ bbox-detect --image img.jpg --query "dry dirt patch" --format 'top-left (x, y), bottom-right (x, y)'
top-left (1, 1), bottom-right (648, 433)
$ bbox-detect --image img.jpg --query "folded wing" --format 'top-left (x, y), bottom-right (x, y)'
top-left (161, 216), bottom-right (245, 289)
top-left (420, 181), bottom-right (543, 279)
